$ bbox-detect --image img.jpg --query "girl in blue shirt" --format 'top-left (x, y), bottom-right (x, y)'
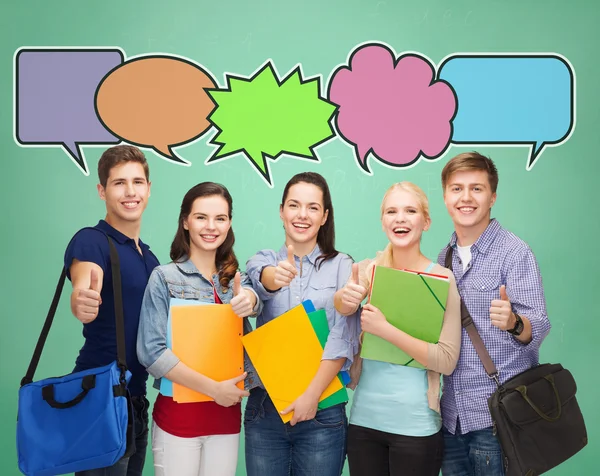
top-left (244, 172), bottom-right (360, 476)
top-left (334, 182), bottom-right (461, 476)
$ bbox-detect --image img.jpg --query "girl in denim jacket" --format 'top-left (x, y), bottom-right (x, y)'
top-left (137, 182), bottom-right (260, 476)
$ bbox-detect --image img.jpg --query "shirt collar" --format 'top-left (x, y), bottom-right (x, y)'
top-left (175, 256), bottom-right (200, 275)
top-left (449, 219), bottom-right (502, 255)
top-left (174, 257), bottom-right (219, 283)
top-left (96, 219), bottom-right (150, 250)
top-left (277, 243), bottom-right (322, 265)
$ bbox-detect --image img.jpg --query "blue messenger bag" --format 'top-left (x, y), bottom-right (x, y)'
top-left (17, 234), bottom-right (135, 475)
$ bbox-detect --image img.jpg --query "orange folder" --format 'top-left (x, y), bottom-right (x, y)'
top-left (171, 303), bottom-right (243, 403)
top-left (241, 304), bottom-right (343, 423)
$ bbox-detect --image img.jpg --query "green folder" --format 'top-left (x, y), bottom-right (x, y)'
top-left (361, 266), bottom-right (449, 367)
top-left (307, 309), bottom-right (349, 408)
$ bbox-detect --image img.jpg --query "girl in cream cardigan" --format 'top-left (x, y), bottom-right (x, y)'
top-left (334, 182), bottom-right (461, 476)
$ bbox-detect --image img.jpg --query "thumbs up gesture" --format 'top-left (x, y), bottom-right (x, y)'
top-left (273, 245), bottom-right (298, 289)
top-left (489, 285), bottom-right (516, 331)
top-left (72, 268), bottom-right (102, 324)
top-left (340, 263), bottom-right (368, 313)
top-left (230, 271), bottom-right (254, 318)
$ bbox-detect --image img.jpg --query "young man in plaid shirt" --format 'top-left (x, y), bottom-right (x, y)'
top-left (438, 152), bottom-right (551, 476)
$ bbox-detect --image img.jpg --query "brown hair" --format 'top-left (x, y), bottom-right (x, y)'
top-left (281, 172), bottom-right (339, 269)
top-left (441, 151), bottom-right (499, 193)
top-left (170, 182), bottom-right (238, 288)
top-left (98, 145), bottom-right (149, 187)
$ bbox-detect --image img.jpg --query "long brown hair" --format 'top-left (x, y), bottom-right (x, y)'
top-left (170, 182), bottom-right (238, 288)
top-left (281, 172), bottom-right (339, 269)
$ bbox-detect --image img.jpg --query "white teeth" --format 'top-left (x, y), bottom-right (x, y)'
top-left (123, 202), bottom-right (138, 209)
top-left (293, 223), bottom-right (310, 228)
top-left (394, 227), bottom-right (410, 233)
top-left (202, 235), bottom-right (217, 239)
top-left (459, 207), bottom-right (475, 212)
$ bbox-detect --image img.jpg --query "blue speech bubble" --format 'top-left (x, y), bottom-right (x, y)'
top-left (438, 54), bottom-right (575, 169)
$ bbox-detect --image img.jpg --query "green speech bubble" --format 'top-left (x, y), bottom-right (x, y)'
top-left (206, 62), bottom-right (337, 185)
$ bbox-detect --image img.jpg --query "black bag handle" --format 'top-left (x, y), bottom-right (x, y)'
top-left (516, 374), bottom-right (562, 422)
top-left (445, 246), bottom-right (501, 388)
top-left (41, 374), bottom-right (96, 409)
top-left (21, 231), bottom-right (127, 387)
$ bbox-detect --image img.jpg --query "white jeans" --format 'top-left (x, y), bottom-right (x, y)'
top-left (151, 422), bottom-right (240, 476)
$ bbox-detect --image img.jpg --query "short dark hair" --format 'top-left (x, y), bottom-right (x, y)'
top-left (98, 145), bottom-right (149, 187)
top-left (441, 151), bottom-right (499, 193)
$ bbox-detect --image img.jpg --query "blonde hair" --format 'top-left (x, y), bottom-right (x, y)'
top-left (380, 182), bottom-right (430, 223)
top-left (364, 182), bottom-right (430, 281)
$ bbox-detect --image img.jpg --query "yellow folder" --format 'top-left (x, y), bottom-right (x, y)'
top-left (241, 304), bottom-right (343, 423)
top-left (171, 303), bottom-right (244, 403)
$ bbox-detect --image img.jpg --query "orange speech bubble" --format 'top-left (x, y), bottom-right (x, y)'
top-left (95, 55), bottom-right (217, 160)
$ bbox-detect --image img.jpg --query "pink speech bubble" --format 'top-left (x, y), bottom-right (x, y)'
top-left (329, 44), bottom-right (456, 171)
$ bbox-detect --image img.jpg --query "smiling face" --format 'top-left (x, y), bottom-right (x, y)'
top-left (443, 169), bottom-right (497, 236)
top-left (381, 187), bottom-right (430, 249)
top-left (183, 195), bottom-right (231, 255)
top-left (279, 182), bottom-right (329, 250)
top-left (98, 162), bottom-right (150, 225)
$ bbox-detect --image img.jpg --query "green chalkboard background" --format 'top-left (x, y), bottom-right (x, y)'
top-left (1, 0), bottom-right (597, 474)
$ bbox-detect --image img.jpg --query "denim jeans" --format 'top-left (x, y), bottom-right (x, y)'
top-left (75, 396), bottom-right (150, 476)
top-left (441, 425), bottom-right (506, 476)
top-left (244, 388), bottom-right (347, 476)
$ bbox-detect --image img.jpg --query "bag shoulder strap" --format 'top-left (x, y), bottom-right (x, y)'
top-left (21, 230), bottom-right (126, 386)
top-left (444, 246), bottom-right (500, 387)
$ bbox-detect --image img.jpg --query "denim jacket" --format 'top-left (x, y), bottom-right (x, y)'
top-left (136, 257), bottom-right (261, 391)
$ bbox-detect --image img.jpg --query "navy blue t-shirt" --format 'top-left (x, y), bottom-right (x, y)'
top-left (64, 220), bottom-right (160, 396)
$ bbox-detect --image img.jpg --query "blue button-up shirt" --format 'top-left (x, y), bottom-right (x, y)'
top-left (437, 219), bottom-right (551, 434)
top-left (245, 244), bottom-right (361, 390)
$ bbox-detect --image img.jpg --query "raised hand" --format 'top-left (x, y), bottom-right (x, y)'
top-left (230, 272), bottom-right (254, 317)
top-left (489, 285), bottom-right (515, 331)
top-left (72, 269), bottom-right (102, 324)
top-left (273, 245), bottom-right (298, 288)
top-left (340, 263), bottom-right (367, 313)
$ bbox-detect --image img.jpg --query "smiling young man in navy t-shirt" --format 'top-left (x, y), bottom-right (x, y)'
top-left (64, 145), bottom-right (160, 476)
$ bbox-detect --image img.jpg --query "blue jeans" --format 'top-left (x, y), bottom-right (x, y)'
top-left (245, 388), bottom-right (347, 476)
top-left (441, 425), bottom-right (506, 476)
top-left (75, 396), bottom-right (150, 476)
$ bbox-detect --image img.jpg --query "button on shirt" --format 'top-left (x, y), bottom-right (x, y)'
top-left (245, 244), bottom-right (361, 390)
top-left (437, 219), bottom-right (551, 434)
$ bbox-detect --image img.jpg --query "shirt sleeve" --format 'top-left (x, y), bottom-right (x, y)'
top-left (64, 229), bottom-right (110, 280)
top-left (322, 255), bottom-right (361, 370)
top-left (136, 268), bottom-right (180, 378)
top-left (505, 246), bottom-right (551, 350)
top-left (427, 271), bottom-right (462, 375)
top-left (437, 246), bottom-right (449, 267)
top-left (246, 249), bottom-right (279, 302)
